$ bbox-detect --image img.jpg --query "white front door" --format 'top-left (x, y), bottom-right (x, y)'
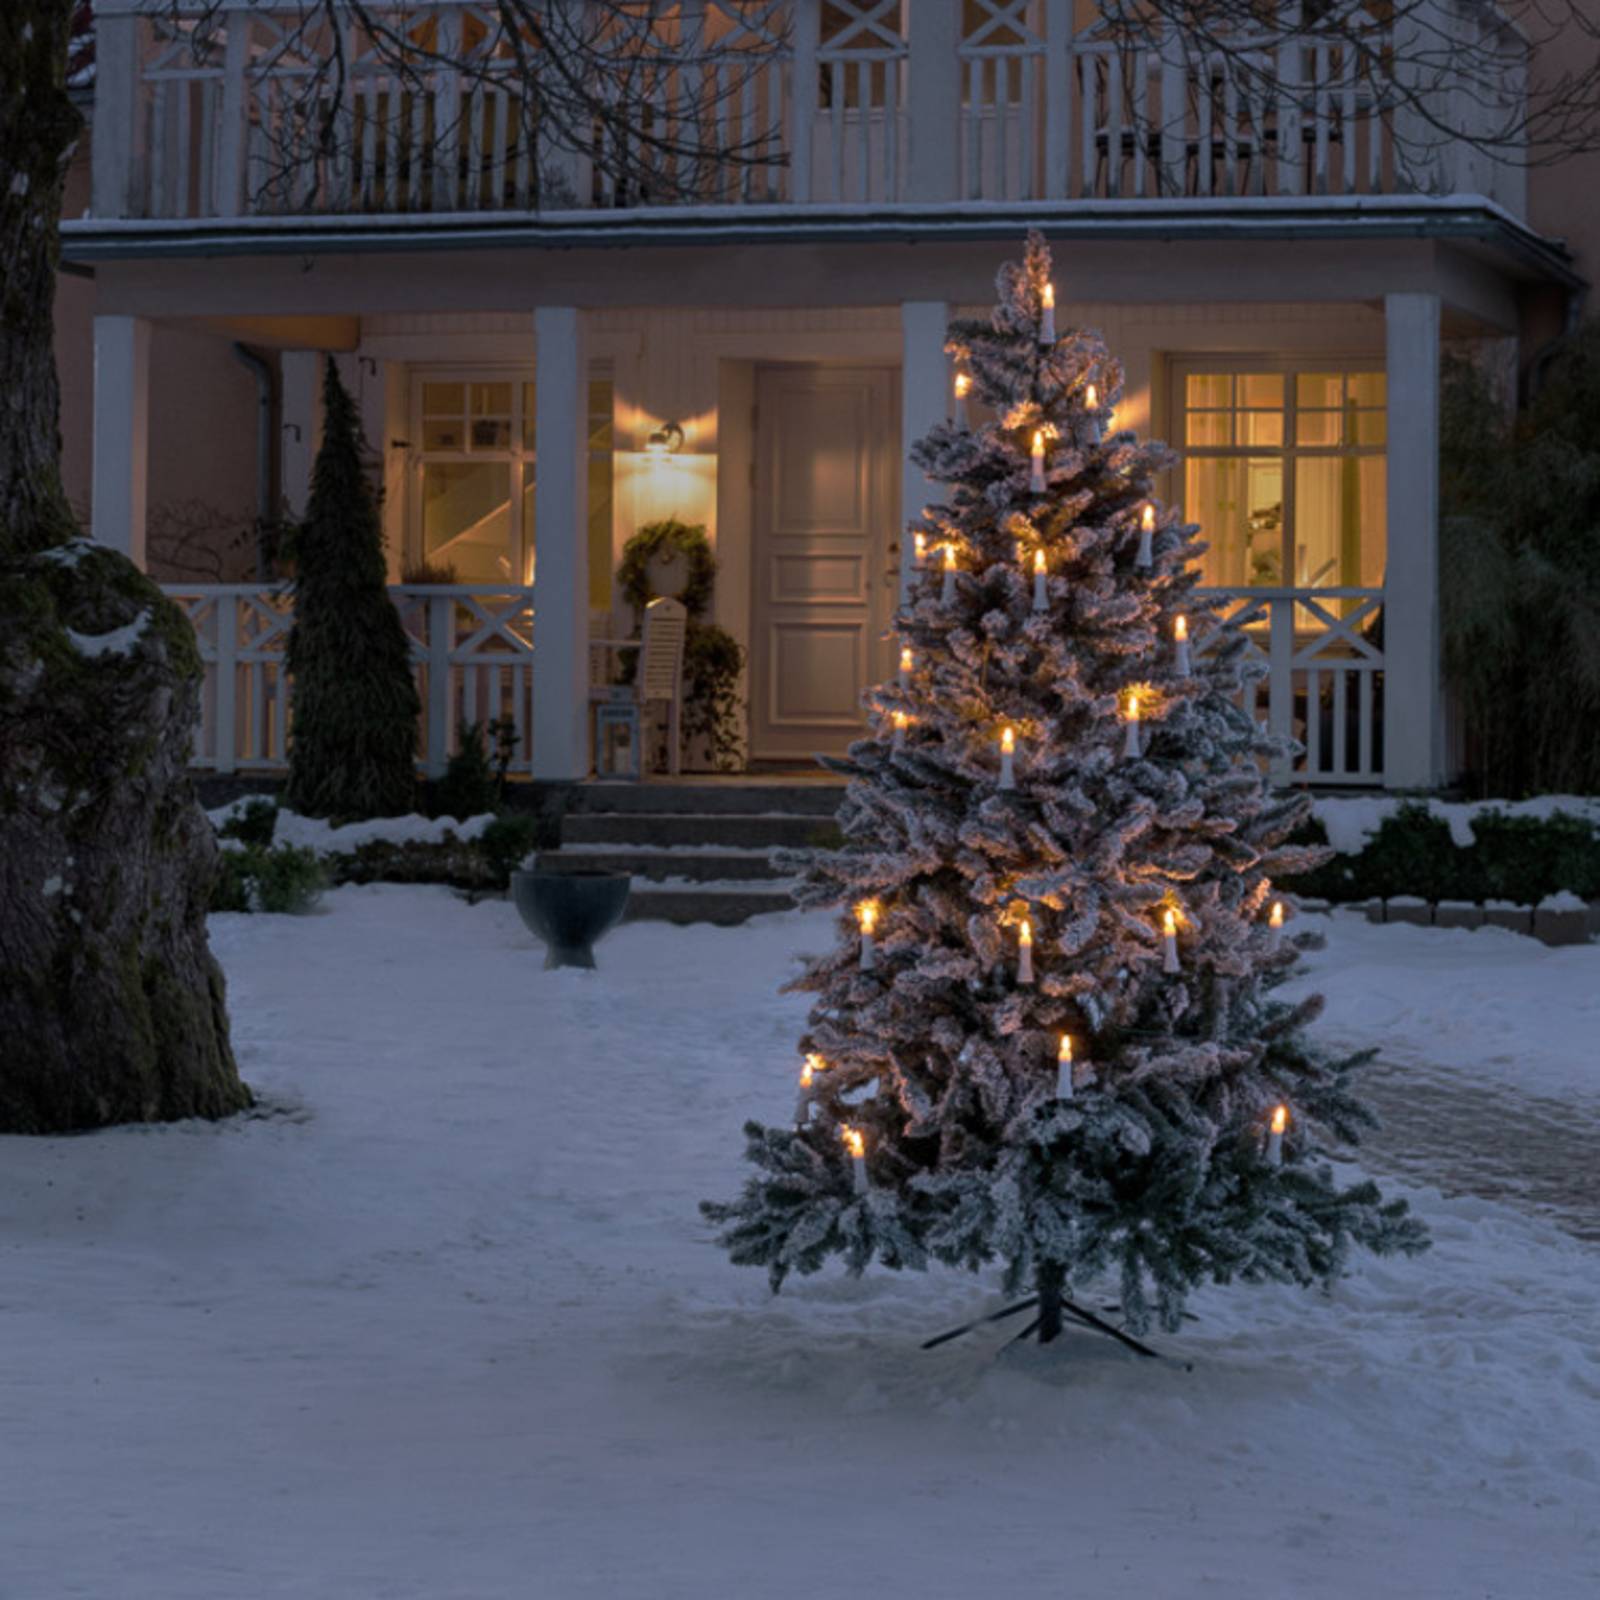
top-left (749, 364), bottom-right (899, 762)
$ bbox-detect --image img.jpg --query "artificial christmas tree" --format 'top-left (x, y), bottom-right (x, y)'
top-left (285, 360), bottom-right (420, 820)
top-left (703, 235), bottom-right (1426, 1345)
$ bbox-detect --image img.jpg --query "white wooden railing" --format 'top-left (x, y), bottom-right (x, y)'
top-left (90, 0), bottom-right (1528, 223)
top-left (163, 583), bottom-right (536, 777)
top-left (1197, 585), bottom-right (1386, 787)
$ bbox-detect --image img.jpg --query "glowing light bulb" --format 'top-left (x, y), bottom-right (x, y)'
top-left (1001, 725), bottom-right (1015, 754)
top-left (1174, 613), bottom-right (1191, 674)
top-left (1056, 1033), bottom-right (1074, 1098)
top-left (1270, 901), bottom-right (1284, 929)
top-left (940, 543), bottom-right (958, 603)
top-left (899, 645), bottom-right (913, 686)
top-left (1029, 429), bottom-right (1046, 493)
top-left (1271, 1104), bottom-right (1288, 1134)
top-left (1016, 916), bottom-right (1034, 986)
top-left (1163, 907), bottom-right (1176, 936)
top-left (999, 725), bottom-right (1017, 790)
top-left (891, 709), bottom-right (909, 749)
top-left (795, 1053), bottom-right (823, 1124)
top-left (954, 372), bottom-right (971, 399)
top-left (1174, 615), bottom-right (1188, 641)
top-left (1085, 383), bottom-right (1099, 410)
top-left (914, 531), bottom-right (927, 566)
top-left (1142, 503), bottom-right (1156, 532)
top-left (1040, 282), bottom-right (1057, 344)
top-left (943, 543), bottom-right (957, 570)
top-left (1161, 906), bottom-right (1180, 973)
top-left (856, 900), bottom-right (879, 970)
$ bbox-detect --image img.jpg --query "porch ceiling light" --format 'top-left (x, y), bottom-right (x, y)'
top-left (647, 420), bottom-right (685, 456)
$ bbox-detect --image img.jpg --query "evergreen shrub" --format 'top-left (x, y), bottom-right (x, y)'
top-left (213, 843), bottom-right (327, 914)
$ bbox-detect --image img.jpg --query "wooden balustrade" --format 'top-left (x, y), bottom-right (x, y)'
top-left (164, 584), bottom-right (536, 778)
top-left (91, 0), bottom-right (1525, 223)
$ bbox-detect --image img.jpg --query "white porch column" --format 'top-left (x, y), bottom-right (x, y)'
top-left (91, 315), bottom-right (150, 566)
top-left (532, 307), bottom-right (590, 781)
top-left (280, 350), bottom-right (323, 519)
top-left (900, 301), bottom-right (949, 605)
top-left (1383, 291), bottom-right (1443, 791)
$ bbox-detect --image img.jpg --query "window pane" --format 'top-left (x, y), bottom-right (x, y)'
top-left (1186, 373), bottom-right (1232, 408)
top-left (521, 476), bottom-right (537, 585)
top-left (1237, 410), bottom-right (1284, 447)
top-left (1296, 373), bottom-right (1343, 409)
top-left (1296, 408), bottom-right (1341, 446)
top-left (1348, 372), bottom-right (1386, 406)
top-left (422, 420), bottom-right (465, 451)
top-left (1187, 411), bottom-right (1232, 447)
top-left (1293, 455), bottom-right (1387, 589)
top-left (470, 418), bottom-right (511, 450)
top-left (1185, 456), bottom-right (1284, 587)
top-left (472, 382), bottom-right (512, 416)
top-left (422, 382), bottom-right (463, 415)
top-left (1354, 409), bottom-right (1387, 446)
top-left (522, 382), bottom-right (537, 451)
top-left (1237, 373), bottom-right (1284, 408)
top-left (422, 461), bottom-right (513, 583)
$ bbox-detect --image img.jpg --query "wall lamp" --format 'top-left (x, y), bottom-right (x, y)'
top-left (646, 420), bottom-right (685, 456)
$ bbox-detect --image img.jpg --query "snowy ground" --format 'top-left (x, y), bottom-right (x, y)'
top-left (4, 891), bottom-right (1600, 1600)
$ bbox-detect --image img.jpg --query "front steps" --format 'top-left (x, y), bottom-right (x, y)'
top-left (540, 780), bottom-right (844, 925)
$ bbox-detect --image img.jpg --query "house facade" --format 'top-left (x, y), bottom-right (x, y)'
top-left (58, 0), bottom-right (1588, 791)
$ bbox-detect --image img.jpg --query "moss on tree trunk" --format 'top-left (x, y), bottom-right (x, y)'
top-left (0, 1), bottom-right (250, 1133)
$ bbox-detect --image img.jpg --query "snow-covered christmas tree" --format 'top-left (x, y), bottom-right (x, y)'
top-left (703, 235), bottom-right (1426, 1344)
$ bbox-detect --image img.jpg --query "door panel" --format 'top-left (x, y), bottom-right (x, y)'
top-left (750, 365), bottom-right (898, 761)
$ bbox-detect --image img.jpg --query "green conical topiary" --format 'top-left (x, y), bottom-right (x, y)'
top-left (285, 359), bottom-right (420, 819)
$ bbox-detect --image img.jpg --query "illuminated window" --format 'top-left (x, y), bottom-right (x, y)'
top-left (1178, 364), bottom-right (1386, 594)
top-left (410, 367), bottom-right (614, 596)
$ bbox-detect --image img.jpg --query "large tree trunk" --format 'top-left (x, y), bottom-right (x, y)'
top-left (0, 1), bottom-right (251, 1132)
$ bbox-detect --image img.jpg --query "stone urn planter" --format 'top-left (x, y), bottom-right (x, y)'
top-left (510, 867), bottom-right (632, 970)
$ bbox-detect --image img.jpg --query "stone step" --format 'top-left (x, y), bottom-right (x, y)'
top-left (565, 781), bottom-right (843, 818)
top-left (534, 847), bottom-right (790, 884)
top-left (622, 883), bottom-right (798, 926)
top-left (561, 811), bottom-right (828, 850)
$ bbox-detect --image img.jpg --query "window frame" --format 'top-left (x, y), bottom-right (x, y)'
top-left (408, 366), bottom-right (535, 586)
top-left (1168, 353), bottom-right (1387, 594)
top-left (406, 363), bottom-right (615, 595)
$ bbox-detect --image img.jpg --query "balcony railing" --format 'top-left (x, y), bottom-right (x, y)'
top-left (164, 583), bottom-right (536, 776)
top-left (92, 1), bottom-right (1529, 225)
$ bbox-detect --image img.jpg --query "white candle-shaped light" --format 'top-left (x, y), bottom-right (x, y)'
top-left (857, 900), bottom-right (878, 971)
top-left (1040, 282), bottom-right (1057, 345)
top-left (1084, 382), bottom-right (1102, 442)
top-left (1268, 898), bottom-right (1285, 953)
top-left (999, 724), bottom-right (1017, 790)
top-left (892, 710), bottom-right (909, 750)
top-left (1032, 547), bottom-right (1048, 613)
top-left (842, 1124), bottom-right (869, 1194)
top-left (1137, 502), bottom-right (1155, 569)
top-left (1162, 907), bottom-right (1180, 974)
top-left (914, 531), bottom-right (928, 569)
top-left (941, 543), bottom-right (958, 604)
top-left (1266, 1103), bottom-right (1288, 1168)
top-left (899, 645), bottom-right (913, 688)
top-left (795, 1052), bottom-right (822, 1125)
top-left (1174, 614), bottom-right (1192, 677)
top-left (1055, 1033), bottom-right (1074, 1100)
top-left (954, 370), bottom-right (972, 429)
top-left (1017, 918), bottom-right (1035, 986)
top-left (1029, 429), bottom-right (1047, 494)
top-left (1123, 691), bottom-right (1141, 759)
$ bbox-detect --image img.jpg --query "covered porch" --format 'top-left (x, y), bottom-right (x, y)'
top-left (83, 238), bottom-right (1528, 792)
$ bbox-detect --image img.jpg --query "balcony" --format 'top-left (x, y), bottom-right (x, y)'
top-left (88, 0), bottom-right (1530, 235)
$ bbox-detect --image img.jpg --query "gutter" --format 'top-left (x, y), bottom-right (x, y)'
top-left (59, 195), bottom-right (1582, 287)
top-left (230, 342), bottom-right (276, 579)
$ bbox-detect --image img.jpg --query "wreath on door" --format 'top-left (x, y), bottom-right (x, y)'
top-left (615, 519), bottom-right (745, 771)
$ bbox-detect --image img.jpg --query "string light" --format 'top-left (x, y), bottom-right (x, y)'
top-left (1032, 547), bottom-right (1048, 612)
top-left (1137, 502), bottom-right (1155, 568)
top-left (1040, 282), bottom-right (1057, 344)
top-left (1266, 1104), bottom-right (1288, 1167)
top-left (1029, 429), bottom-right (1047, 494)
top-left (856, 901), bottom-right (879, 971)
top-left (1017, 917), bottom-right (1034, 985)
top-left (841, 1125), bottom-right (869, 1192)
top-left (1162, 906), bottom-right (1180, 973)
top-left (999, 724), bottom-right (1017, 790)
top-left (941, 542), bottom-right (958, 604)
top-left (1124, 691), bottom-right (1142, 759)
top-left (1175, 613), bottom-right (1191, 675)
top-left (1056, 1033), bottom-right (1074, 1099)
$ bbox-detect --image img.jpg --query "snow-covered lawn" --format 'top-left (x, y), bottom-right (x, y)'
top-left (5, 889), bottom-right (1599, 1599)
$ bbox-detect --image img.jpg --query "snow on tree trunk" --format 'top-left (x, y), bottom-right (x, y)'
top-left (0, 0), bottom-right (250, 1133)
top-left (704, 235), bottom-right (1427, 1337)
